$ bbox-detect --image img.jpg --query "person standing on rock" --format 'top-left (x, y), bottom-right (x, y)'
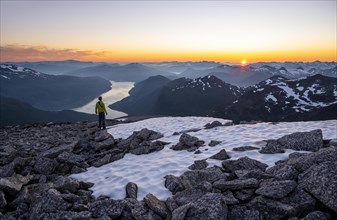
top-left (95, 96), bottom-right (108, 129)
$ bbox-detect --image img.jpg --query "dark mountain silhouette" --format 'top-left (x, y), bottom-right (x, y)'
top-left (0, 96), bottom-right (96, 126)
top-left (0, 64), bottom-right (111, 111)
top-left (65, 63), bottom-right (174, 82)
top-left (110, 75), bottom-right (243, 116)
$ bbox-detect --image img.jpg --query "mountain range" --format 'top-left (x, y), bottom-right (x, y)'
top-left (64, 63), bottom-right (174, 82)
top-left (110, 74), bottom-right (337, 122)
top-left (0, 64), bottom-right (111, 111)
top-left (0, 96), bottom-right (96, 126)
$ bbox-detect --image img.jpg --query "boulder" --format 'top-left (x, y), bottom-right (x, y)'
top-left (260, 140), bottom-right (285, 154)
top-left (204, 121), bottom-right (223, 129)
top-left (222, 190), bottom-right (239, 205)
top-left (40, 141), bottom-right (78, 158)
top-left (329, 139), bottom-right (337, 147)
top-left (209, 140), bottom-right (222, 147)
top-left (33, 157), bottom-right (58, 175)
top-left (266, 164), bottom-right (298, 180)
top-left (126, 182), bottom-right (138, 199)
top-left (232, 146), bottom-right (259, 152)
top-left (164, 175), bottom-right (185, 194)
top-left (298, 161), bottom-right (337, 213)
top-left (301, 211), bottom-right (331, 220)
top-left (94, 130), bottom-right (112, 142)
top-left (222, 157), bottom-right (268, 173)
top-left (89, 199), bottom-right (126, 218)
top-left (172, 182), bottom-right (212, 206)
top-left (143, 193), bottom-right (169, 218)
top-left (213, 178), bottom-right (259, 191)
top-left (129, 141), bottom-right (165, 155)
top-left (0, 174), bottom-right (32, 196)
top-left (235, 169), bottom-right (273, 180)
top-left (182, 193), bottom-right (227, 220)
top-left (188, 160), bottom-right (208, 170)
top-left (210, 149), bottom-right (230, 160)
top-left (0, 190), bottom-right (6, 209)
top-left (280, 189), bottom-right (316, 218)
top-left (171, 133), bottom-right (204, 151)
top-left (255, 180), bottom-right (297, 199)
top-left (183, 167), bottom-right (228, 186)
top-left (233, 189), bottom-right (255, 202)
top-left (52, 176), bottom-right (80, 193)
top-left (228, 205), bottom-right (262, 220)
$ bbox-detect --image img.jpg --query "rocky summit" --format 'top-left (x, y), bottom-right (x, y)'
top-left (0, 120), bottom-right (337, 219)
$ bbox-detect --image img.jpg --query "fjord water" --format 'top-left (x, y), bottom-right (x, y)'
top-left (73, 81), bottom-right (134, 119)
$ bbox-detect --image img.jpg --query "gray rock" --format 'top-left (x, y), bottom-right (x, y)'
top-left (93, 138), bottom-right (115, 152)
top-left (277, 129), bottom-right (323, 152)
top-left (0, 190), bottom-right (6, 209)
top-left (287, 146), bottom-right (337, 172)
top-left (222, 190), bottom-right (239, 205)
top-left (210, 149), bottom-right (230, 160)
top-left (171, 133), bottom-right (204, 151)
top-left (183, 166), bottom-right (228, 186)
top-left (302, 211), bottom-right (331, 220)
top-left (33, 157), bottom-right (58, 175)
top-left (228, 205), bottom-right (262, 220)
top-left (165, 197), bottom-right (178, 213)
top-left (184, 193), bottom-right (227, 220)
top-left (143, 193), bottom-right (168, 218)
top-left (95, 130), bottom-right (112, 142)
top-left (164, 175), bottom-right (185, 194)
top-left (52, 176), bottom-right (80, 193)
top-left (188, 159), bottom-right (208, 170)
top-left (232, 146), bottom-right (259, 152)
top-left (235, 169), bottom-right (273, 180)
top-left (172, 182), bottom-right (212, 206)
top-left (92, 154), bottom-right (111, 167)
top-left (29, 189), bottom-right (72, 220)
top-left (204, 121), bottom-right (223, 129)
top-left (57, 151), bottom-right (85, 164)
top-left (280, 189), bottom-right (316, 218)
top-left (266, 164), bottom-right (298, 180)
top-left (249, 196), bottom-right (296, 219)
top-left (136, 128), bottom-right (163, 141)
top-left (129, 199), bottom-right (162, 220)
top-left (89, 199), bottom-right (126, 218)
top-left (260, 140), bottom-right (285, 154)
top-left (0, 174), bottom-right (32, 196)
top-left (213, 178), bottom-right (259, 191)
top-left (209, 140), bottom-right (221, 147)
top-left (171, 203), bottom-right (192, 220)
top-left (298, 161), bottom-right (337, 213)
top-left (41, 211), bottom-right (92, 220)
top-left (222, 157), bottom-right (268, 172)
top-left (40, 141), bottom-right (78, 158)
top-left (255, 180), bottom-right (297, 199)
top-left (233, 189), bottom-right (255, 202)
top-left (126, 182), bottom-right (138, 199)
top-left (129, 141), bottom-right (165, 155)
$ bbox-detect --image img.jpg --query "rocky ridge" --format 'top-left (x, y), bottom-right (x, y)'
top-left (0, 120), bottom-right (336, 219)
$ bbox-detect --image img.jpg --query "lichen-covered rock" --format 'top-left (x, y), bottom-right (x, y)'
top-left (255, 180), bottom-right (297, 199)
top-left (260, 140), bottom-right (285, 154)
top-left (266, 164), bottom-right (298, 180)
top-left (280, 189), bottom-right (316, 218)
top-left (301, 211), bottom-right (331, 220)
top-left (164, 175), bottom-right (185, 194)
top-left (235, 169), bottom-right (273, 180)
top-left (129, 141), bottom-right (165, 155)
top-left (210, 149), bottom-right (230, 160)
top-left (209, 140), bottom-right (221, 147)
top-left (33, 157), bottom-right (58, 175)
top-left (0, 190), bottom-right (6, 209)
top-left (222, 157), bottom-right (268, 172)
top-left (183, 167), bottom-right (228, 186)
top-left (188, 160), bottom-right (208, 170)
top-left (233, 189), bottom-right (255, 202)
top-left (40, 141), bottom-right (77, 158)
top-left (213, 178), bottom-right (259, 191)
top-left (171, 133), bottom-right (204, 151)
top-left (222, 190), bottom-right (239, 205)
top-left (89, 199), bottom-right (126, 218)
top-left (172, 182), bottom-right (212, 206)
top-left (0, 174), bottom-right (32, 196)
top-left (41, 211), bottom-right (92, 220)
top-left (228, 205), bottom-right (262, 220)
top-left (143, 193), bottom-right (168, 218)
top-left (52, 176), bottom-right (80, 193)
top-left (298, 161), bottom-right (337, 213)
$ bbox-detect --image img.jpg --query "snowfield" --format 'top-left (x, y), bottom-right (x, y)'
top-left (71, 117), bottom-right (337, 200)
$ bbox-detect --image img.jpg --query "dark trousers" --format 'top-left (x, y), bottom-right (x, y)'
top-left (98, 112), bottom-right (106, 129)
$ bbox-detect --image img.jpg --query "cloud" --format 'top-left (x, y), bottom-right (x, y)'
top-left (0, 45), bottom-right (112, 62)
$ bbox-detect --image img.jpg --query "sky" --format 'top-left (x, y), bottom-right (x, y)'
top-left (0, 0), bottom-right (336, 63)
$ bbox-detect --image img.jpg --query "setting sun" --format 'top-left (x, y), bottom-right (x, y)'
top-left (241, 59), bottom-right (247, 65)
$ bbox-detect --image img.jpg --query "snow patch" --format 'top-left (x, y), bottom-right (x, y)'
top-left (71, 117), bottom-right (337, 201)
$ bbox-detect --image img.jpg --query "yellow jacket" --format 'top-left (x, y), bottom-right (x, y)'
top-left (95, 100), bottom-right (107, 113)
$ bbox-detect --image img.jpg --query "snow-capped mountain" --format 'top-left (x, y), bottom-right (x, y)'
top-left (110, 75), bottom-right (244, 116)
top-left (219, 74), bottom-right (337, 122)
top-left (0, 64), bottom-right (111, 111)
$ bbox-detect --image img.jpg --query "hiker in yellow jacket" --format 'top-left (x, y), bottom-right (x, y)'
top-left (95, 96), bottom-right (108, 129)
